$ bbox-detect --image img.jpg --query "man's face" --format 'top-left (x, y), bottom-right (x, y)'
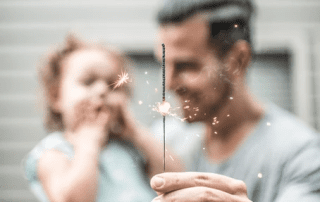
top-left (157, 16), bottom-right (232, 123)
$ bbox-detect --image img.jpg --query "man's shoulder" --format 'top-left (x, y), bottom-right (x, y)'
top-left (261, 103), bottom-right (319, 156)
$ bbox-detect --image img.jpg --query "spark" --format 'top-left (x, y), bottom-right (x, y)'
top-left (234, 24), bottom-right (239, 28)
top-left (139, 101), bottom-right (143, 105)
top-left (169, 155), bottom-right (174, 161)
top-left (155, 88), bottom-right (158, 92)
top-left (146, 80), bottom-right (149, 84)
top-left (145, 71), bottom-right (148, 74)
top-left (203, 148), bottom-right (206, 150)
top-left (230, 97), bottom-right (233, 100)
top-left (152, 102), bottom-right (188, 122)
top-left (258, 173), bottom-right (263, 178)
top-left (153, 101), bottom-right (171, 116)
top-left (113, 71), bottom-right (130, 89)
top-left (267, 122), bottom-right (271, 126)
top-left (227, 114), bottom-right (230, 117)
top-left (212, 117), bottom-right (219, 125)
top-left (183, 106), bottom-right (190, 109)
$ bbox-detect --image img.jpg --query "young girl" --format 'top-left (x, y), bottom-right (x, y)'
top-left (24, 35), bottom-right (182, 202)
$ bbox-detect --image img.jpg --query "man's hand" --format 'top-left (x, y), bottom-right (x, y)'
top-left (150, 172), bottom-right (251, 202)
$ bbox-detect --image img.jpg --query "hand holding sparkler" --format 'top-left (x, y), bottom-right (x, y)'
top-left (151, 172), bottom-right (251, 202)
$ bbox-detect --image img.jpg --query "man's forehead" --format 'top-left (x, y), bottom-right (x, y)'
top-left (159, 15), bottom-right (208, 42)
top-left (157, 16), bottom-right (210, 58)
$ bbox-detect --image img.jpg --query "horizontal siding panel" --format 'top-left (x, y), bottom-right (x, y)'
top-left (0, 121), bottom-right (46, 142)
top-left (0, 26), bottom-right (69, 46)
top-left (1, 1), bottom-right (320, 24)
top-left (257, 3), bottom-right (320, 23)
top-left (0, 146), bottom-right (33, 166)
top-left (0, 166), bottom-right (30, 190)
top-left (0, 98), bottom-right (41, 118)
top-left (0, 190), bottom-right (37, 202)
top-left (0, 3), bottom-right (157, 24)
top-left (0, 23), bottom-right (157, 50)
top-left (0, 75), bottom-right (38, 95)
top-left (0, 51), bottom-right (41, 71)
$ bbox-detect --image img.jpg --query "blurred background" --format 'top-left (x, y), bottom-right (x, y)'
top-left (0, 0), bottom-right (320, 201)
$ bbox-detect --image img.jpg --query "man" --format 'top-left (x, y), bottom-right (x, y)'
top-left (150, 0), bottom-right (320, 201)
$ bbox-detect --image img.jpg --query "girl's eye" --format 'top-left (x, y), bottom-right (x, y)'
top-left (83, 78), bottom-right (95, 86)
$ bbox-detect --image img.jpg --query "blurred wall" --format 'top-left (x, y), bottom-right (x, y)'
top-left (0, 0), bottom-right (320, 201)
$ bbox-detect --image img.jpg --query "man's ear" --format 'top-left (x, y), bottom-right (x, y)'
top-left (224, 40), bottom-right (251, 79)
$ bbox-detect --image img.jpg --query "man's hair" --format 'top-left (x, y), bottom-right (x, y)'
top-left (157, 0), bottom-right (254, 57)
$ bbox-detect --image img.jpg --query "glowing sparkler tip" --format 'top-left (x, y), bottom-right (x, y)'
top-left (158, 101), bottom-right (171, 116)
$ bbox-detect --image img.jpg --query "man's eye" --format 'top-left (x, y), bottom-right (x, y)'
top-left (176, 62), bottom-right (198, 71)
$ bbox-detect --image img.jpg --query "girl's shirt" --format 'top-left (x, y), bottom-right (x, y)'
top-left (24, 132), bottom-right (156, 202)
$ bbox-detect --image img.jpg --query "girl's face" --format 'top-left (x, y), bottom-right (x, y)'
top-left (55, 48), bottom-right (124, 131)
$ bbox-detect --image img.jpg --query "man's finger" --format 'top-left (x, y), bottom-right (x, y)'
top-left (152, 186), bottom-right (250, 202)
top-left (150, 172), bottom-right (247, 196)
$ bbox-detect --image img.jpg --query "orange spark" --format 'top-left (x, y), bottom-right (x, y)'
top-left (153, 101), bottom-right (171, 116)
top-left (113, 71), bottom-right (130, 89)
top-left (152, 101), bottom-right (187, 122)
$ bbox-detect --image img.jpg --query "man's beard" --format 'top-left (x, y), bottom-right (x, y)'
top-left (184, 69), bottom-right (233, 123)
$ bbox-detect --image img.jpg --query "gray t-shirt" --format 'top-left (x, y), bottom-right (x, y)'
top-left (152, 103), bottom-right (320, 201)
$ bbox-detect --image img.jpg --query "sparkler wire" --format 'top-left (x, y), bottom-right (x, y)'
top-left (162, 43), bottom-right (166, 172)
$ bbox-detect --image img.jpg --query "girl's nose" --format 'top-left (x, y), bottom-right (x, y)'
top-left (94, 80), bottom-right (109, 98)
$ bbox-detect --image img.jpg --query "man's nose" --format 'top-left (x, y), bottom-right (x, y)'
top-left (165, 66), bottom-right (177, 91)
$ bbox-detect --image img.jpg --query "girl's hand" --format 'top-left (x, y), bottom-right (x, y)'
top-left (106, 92), bottom-right (138, 143)
top-left (71, 99), bottom-right (110, 149)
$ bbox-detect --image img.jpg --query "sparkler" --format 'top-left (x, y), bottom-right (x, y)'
top-left (162, 43), bottom-right (166, 172)
top-left (113, 71), bottom-right (130, 89)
